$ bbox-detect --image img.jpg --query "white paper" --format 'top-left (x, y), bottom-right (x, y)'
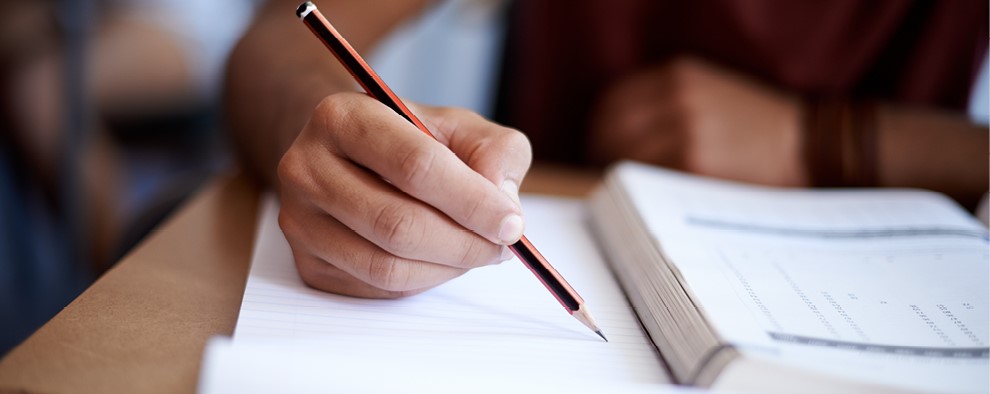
top-left (198, 337), bottom-right (705, 394)
top-left (205, 194), bottom-right (673, 392)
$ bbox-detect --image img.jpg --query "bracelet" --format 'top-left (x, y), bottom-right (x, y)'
top-left (853, 102), bottom-right (878, 187)
top-left (802, 98), bottom-right (878, 187)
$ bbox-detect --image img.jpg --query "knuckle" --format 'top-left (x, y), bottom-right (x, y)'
top-left (366, 252), bottom-right (410, 292)
top-left (438, 106), bottom-right (475, 121)
top-left (296, 260), bottom-right (323, 290)
top-left (276, 149), bottom-right (305, 188)
top-left (506, 127), bottom-right (530, 145)
top-left (457, 243), bottom-right (478, 267)
top-left (277, 209), bottom-right (304, 243)
top-left (501, 128), bottom-right (531, 155)
top-left (287, 248), bottom-right (323, 290)
top-left (458, 240), bottom-right (495, 268)
top-left (315, 94), bottom-right (361, 140)
top-left (397, 145), bottom-right (438, 188)
top-left (277, 210), bottom-right (293, 235)
top-left (313, 96), bottom-right (340, 128)
top-left (479, 128), bottom-right (532, 172)
top-left (372, 202), bottom-right (422, 256)
top-left (280, 216), bottom-right (324, 289)
top-left (315, 94), bottom-right (352, 123)
top-left (277, 149), bottom-right (326, 204)
top-left (460, 194), bottom-right (488, 227)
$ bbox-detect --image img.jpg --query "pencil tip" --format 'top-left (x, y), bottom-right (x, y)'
top-left (572, 306), bottom-right (606, 342)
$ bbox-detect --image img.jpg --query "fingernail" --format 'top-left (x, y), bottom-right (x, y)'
top-left (499, 246), bottom-right (515, 262)
top-left (500, 179), bottom-right (521, 206)
top-left (498, 214), bottom-right (524, 244)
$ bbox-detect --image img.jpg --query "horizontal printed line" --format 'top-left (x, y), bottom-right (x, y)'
top-left (688, 217), bottom-right (988, 240)
top-left (768, 332), bottom-right (989, 358)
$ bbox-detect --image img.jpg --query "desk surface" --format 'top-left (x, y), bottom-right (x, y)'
top-left (0, 165), bottom-right (599, 393)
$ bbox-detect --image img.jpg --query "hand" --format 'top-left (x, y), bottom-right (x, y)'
top-left (277, 93), bottom-right (532, 298)
top-left (588, 57), bottom-right (808, 187)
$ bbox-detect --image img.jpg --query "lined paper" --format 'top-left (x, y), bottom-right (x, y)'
top-left (230, 194), bottom-right (671, 387)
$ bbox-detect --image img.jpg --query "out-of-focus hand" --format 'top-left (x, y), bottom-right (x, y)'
top-left (278, 93), bottom-right (532, 298)
top-left (588, 57), bottom-right (807, 187)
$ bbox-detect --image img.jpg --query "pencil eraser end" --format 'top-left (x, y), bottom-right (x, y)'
top-left (296, 2), bottom-right (315, 19)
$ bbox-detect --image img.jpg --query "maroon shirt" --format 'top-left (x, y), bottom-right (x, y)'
top-left (495, 0), bottom-right (988, 165)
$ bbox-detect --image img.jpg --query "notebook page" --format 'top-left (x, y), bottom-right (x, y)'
top-left (231, 194), bottom-right (669, 387)
top-left (613, 162), bottom-right (989, 392)
top-left (198, 337), bottom-right (704, 394)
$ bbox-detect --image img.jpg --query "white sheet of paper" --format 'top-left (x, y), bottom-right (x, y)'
top-left (199, 194), bottom-right (675, 393)
top-left (198, 336), bottom-right (702, 394)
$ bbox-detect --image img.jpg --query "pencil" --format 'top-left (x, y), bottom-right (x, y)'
top-left (295, 1), bottom-right (606, 342)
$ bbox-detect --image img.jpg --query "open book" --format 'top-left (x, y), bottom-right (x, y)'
top-left (200, 161), bottom-right (988, 393)
top-left (590, 162), bottom-right (989, 393)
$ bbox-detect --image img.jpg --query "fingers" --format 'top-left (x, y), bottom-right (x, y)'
top-left (412, 104), bottom-right (532, 207)
top-left (290, 249), bottom-right (419, 299)
top-left (278, 135), bottom-right (511, 271)
top-left (278, 94), bottom-right (530, 298)
top-left (277, 93), bottom-right (531, 298)
top-left (280, 202), bottom-right (470, 295)
top-left (315, 94), bottom-right (528, 245)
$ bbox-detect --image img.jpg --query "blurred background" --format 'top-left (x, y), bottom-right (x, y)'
top-left (0, 0), bottom-right (515, 356)
top-left (0, 0), bottom-right (257, 354)
top-left (1, 0), bottom-right (987, 358)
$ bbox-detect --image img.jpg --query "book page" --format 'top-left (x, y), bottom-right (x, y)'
top-left (227, 194), bottom-right (670, 390)
top-left (613, 162), bottom-right (989, 393)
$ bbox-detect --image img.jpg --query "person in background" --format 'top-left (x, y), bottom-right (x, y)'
top-left (0, 0), bottom-right (255, 355)
top-left (497, 1), bottom-right (987, 208)
top-left (226, 0), bottom-right (986, 299)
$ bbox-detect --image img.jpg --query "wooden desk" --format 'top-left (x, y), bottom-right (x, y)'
top-left (0, 165), bottom-right (599, 393)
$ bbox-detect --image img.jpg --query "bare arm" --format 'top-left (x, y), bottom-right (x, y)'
top-left (589, 57), bottom-right (988, 209)
top-left (878, 106), bottom-right (988, 208)
top-left (224, 0), bottom-right (429, 184)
